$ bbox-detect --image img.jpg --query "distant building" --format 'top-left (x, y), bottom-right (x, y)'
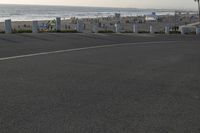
top-left (134, 16), bottom-right (145, 23)
top-left (179, 25), bottom-right (196, 34)
top-left (145, 12), bottom-right (158, 21)
top-left (115, 13), bottom-right (121, 18)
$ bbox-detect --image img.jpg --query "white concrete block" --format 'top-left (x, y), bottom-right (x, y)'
top-left (4, 19), bottom-right (12, 34)
top-left (115, 23), bottom-right (119, 33)
top-left (165, 26), bottom-right (169, 34)
top-left (196, 27), bottom-right (200, 35)
top-left (92, 24), bottom-right (97, 33)
top-left (180, 27), bottom-right (185, 35)
top-left (76, 23), bottom-right (79, 32)
top-left (150, 25), bottom-right (153, 34)
top-left (32, 21), bottom-right (39, 33)
top-left (56, 17), bottom-right (61, 31)
top-left (133, 24), bottom-right (138, 33)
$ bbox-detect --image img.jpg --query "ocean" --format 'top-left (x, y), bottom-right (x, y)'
top-left (0, 4), bottom-right (176, 22)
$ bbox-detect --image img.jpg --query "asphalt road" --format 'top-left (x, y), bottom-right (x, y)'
top-left (0, 33), bottom-right (200, 133)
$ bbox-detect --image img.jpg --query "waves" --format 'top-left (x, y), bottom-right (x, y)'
top-left (0, 4), bottom-right (175, 22)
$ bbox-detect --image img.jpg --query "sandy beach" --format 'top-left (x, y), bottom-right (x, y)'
top-left (0, 13), bottom-right (199, 33)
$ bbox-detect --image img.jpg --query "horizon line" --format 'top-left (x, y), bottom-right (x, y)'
top-left (0, 3), bottom-right (195, 11)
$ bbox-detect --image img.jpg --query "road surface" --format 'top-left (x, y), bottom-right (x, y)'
top-left (0, 33), bottom-right (200, 133)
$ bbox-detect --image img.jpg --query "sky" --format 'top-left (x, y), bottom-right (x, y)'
top-left (0, 0), bottom-right (198, 10)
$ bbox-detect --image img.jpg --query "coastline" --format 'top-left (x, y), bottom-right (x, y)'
top-left (0, 13), bottom-right (199, 33)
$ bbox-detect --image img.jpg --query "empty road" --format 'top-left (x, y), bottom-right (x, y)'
top-left (0, 33), bottom-right (200, 133)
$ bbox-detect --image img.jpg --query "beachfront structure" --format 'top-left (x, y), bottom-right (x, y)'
top-left (145, 12), bottom-right (158, 22)
top-left (56, 17), bottom-right (61, 31)
top-left (179, 20), bottom-right (200, 34)
top-left (32, 21), bottom-right (39, 33)
top-left (165, 26), bottom-right (170, 34)
top-left (179, 25), bottom-right (196, 34)
top-left (4, 19), bottom-right (12, 34)
top-left (115, 13), bottom-right (121, 19)
top-left (174, 11), bottom-right (197, 24)
top-left (133, 24), bottom-right (138, 33)
top-left (196, 27), bottom-right (200, 34)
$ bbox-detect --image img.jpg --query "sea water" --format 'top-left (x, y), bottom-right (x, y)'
top-left (0, 4), bottom-right (176, 22)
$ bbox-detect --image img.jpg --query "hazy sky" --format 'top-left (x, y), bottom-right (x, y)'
top-left (0, 0), bottom-right (197, 10)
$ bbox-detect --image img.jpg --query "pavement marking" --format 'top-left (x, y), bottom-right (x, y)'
top-left (0, 41), bottom-right (184, 61)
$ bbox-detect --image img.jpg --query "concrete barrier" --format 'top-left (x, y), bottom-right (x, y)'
top-left (4, 19), bottom-right (12, 34)
top-left (196, 27), bottom-right (200, 35)
top-left (180, 27), bottom-right (186, 35)
top-left (179, 26), bottom-right (196, 35)
top-left (56, 17), bottom-right (61, 31)
top-left (165, 26), bottom-right (169, 34)
top-left (32, 21), bottom-right (39, 33)
top-left (133, 24), bottom-right (138, 33)
top-left (76, 21), bottom-right (84, 33)
top-left (92, 24), bottom-right (97, 33)
top-left (115, 23), bottom-right (119, 33)
top-left (150, 25), bottom-right (153, 34)
top-left (76, 22), bottom-right (80, 32)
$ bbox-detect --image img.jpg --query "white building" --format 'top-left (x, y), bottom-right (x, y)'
top-left (179, 22), bottom-right (200, 34)
top-left (145, 12), bottom-right (158, 21)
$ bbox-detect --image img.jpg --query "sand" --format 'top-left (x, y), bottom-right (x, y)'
top-left (0, 13), bottom-right (199, 33)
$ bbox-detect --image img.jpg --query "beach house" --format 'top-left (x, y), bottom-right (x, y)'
top-left (145, 12), bottom-right (158, 22)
